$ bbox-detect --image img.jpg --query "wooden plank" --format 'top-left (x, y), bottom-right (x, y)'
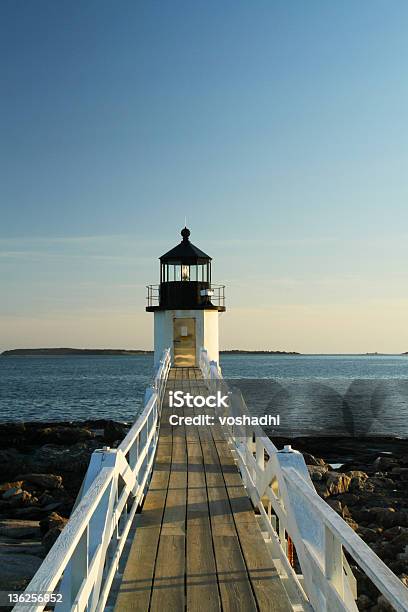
top-left (198, 424), bottom-right (258, 610)
top-left (215, 439), bottom-right (292, 611)
top-left (185, 392), bottom-right (221, 611)
top-left (150, 406), bottom-right (187, 611)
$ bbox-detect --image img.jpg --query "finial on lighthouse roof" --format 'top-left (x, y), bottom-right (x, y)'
top-left (160, 227), bottom-right (211, 262)
top-left (181, 226), bottom-right (190, 242)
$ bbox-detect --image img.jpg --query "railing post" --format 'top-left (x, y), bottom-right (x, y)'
top-left (256, 437), bottom-right (264, 474)
top-left (325, 525), bottom-right (345, 599)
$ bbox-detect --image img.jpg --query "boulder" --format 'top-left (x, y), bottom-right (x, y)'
top-left (326, 472), bottom-right (351, 495)
top-left (346, 470), bottom-right (369, 491)
top-left (302, 452), bottom-right (326, 467)
top-left (357, 526), bottom-right (378, 543)
top-left (9, 490), bottom-right (37, 508)
top-left (39, 512), bottom-right (68, 535)
top-left (0, 481), bottom-right (23, 493)
top-left (374, 456), bottom-right (398, 472)
top-left (313, 480), bottom-right (330, 499)
top-left (337, 492), bottom-right (360, 506)
top-left (356, 594), bottom-right (373, 610)
top-left (369, 507), bottom-right (398, 529)
top-left (391, 467), bottom-right (408, 481)
top-left (383, 525), bottom-right (408, 541)
top-left (369, 476), bottom-right (395, 490)
top-left (2, 486), bottom-right (23, 500)
top-left (42, 525), bottom-right (64, 553)
top-left (30, 441), bottom-right (98, 474)
top-left (17, 473), bottom-right (63, 489)
top-left (0, 519), bottom-right (41, 539)
top-left (104, 420), bottom-right (129, 444)
top-left (0, 449), bottom-right (30, 480)
top-left (12, 507), bottom-right (48, 519)
top-left (307, 465), bottom-right (328, 481)
top-left (344, 516), bottom-right (359, 531)
top-left (36, 426), bottom-right (96, 445)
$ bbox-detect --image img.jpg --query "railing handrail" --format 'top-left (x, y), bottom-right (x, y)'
top-left (199, 346), bottom-right (408, 612)
top-left (284, 467), bottom-right (408, 611)
top-left (14, 466), bottom-right (115, 599)
top-left (14, 348), bottom-right (171, 612)
top-left (147, 283), bottom-right (226, 308)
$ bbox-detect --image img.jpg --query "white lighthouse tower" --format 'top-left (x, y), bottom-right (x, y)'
top-left (146, 227), bottom-right (225, 368)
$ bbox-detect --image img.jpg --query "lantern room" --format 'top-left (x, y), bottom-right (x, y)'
top-left (147, 227), bottom-right (225, 312)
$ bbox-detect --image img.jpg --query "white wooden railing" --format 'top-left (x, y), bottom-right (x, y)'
top-left (14, 348), bottom-right (171, 612)
top-left (199, 347), bottom-right (408, 612)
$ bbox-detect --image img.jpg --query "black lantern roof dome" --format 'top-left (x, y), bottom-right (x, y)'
top-left (160, 227), bottom-right (211, 264)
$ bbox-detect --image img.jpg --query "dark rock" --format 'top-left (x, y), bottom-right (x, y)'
top-left (38, 492), bottom-right (55, 507)
top-left (42, 502), bottom-right (63, 512)
top-left (2, 486), bottom-right (23, 500)
top-left (326, 472), bottom-right (351, 495)
top-left (30, 441), bottom-right (99, 475)
top-left (307, 465), bottom-right (328, 481)
top-left (39, 512), bottom-right (68, 535)
top-left (103, 420), bottom-right (129, 444)
top-left (12, 507), bottom-right (49, 519)
top-left (0, 449), bottom-right (30, 480)
top-left (326, 498), bottom-right (352, 519)
top-left (313, 480), bottom-right (330, 498)
top-left (0, 481), bottom-right (23, 494)
top-left (357, 526), bottom-right (379, 543)
top-left (0, 519), bottom-right (41, 539)
top-left (0, 553), bottom-right (43, 590)
top-left (302, 452), bottom-right (326, 467)
top-left (356, 594), bottom-right (373, 610)
top-left (347, 470), bottom-right (369, 492)
top-left (369, 507), bottom-right (398, 529)
top-left (17, 473), bottom-right (63, 489)
top-left (344, 516), bottom-right (359, 531)
top-left (338, 493), bottom-right (360, 506)
top-left (383, 525), bottom-right (406, 540)
top-left (42, 525), bottom-right (64, 553)
top-left (370, 476), bottom-right (395, 490)
top-left (36, 425), bottom-right (96, 445)
top-left (391, 467), bottom-right (408, 480)
top-left (374, 457), bottom-right (399, 472)
top-left (9, 490), bottom-right (37, 508)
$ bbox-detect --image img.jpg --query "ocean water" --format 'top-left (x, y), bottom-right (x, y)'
top-left (0, 354), bottom-right (407, 436)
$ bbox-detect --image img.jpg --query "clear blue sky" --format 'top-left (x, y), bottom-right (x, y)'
top-left (1, 1), bottom-right (408, 352)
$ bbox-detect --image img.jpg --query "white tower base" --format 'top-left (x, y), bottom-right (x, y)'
top-left (154, 309), bottom-right (219, 368)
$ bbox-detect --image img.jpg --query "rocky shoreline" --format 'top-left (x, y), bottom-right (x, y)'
top-left (1, 422), bottom-right (407, 610)
top-left (0, 420), bottom-right (130, 595)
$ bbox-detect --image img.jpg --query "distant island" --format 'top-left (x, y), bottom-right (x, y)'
top-left (1, 348), bottom-right (300, 356)
top-left (1, 348), bottom-right (153, 356)
top-left (220, 350), bottom-right (300, 355)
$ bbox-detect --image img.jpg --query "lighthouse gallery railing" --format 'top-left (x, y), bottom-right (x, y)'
top-left (199, 348), bottom-right (408, 612)
top-left (13, 348), bottom-right (171, 612)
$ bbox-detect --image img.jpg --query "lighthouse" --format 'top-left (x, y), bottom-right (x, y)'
top-left (146, 227), bottom-right (225, 368)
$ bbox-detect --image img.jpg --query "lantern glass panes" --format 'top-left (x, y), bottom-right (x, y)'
top-left (182, 265), bottom-right (190, 281)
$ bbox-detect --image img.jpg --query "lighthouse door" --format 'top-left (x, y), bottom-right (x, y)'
top-left (173, 317), bottom-right (196, 367)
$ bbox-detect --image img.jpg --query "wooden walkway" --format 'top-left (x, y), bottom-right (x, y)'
top-left (114, 368), bottom-right (292, 611)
